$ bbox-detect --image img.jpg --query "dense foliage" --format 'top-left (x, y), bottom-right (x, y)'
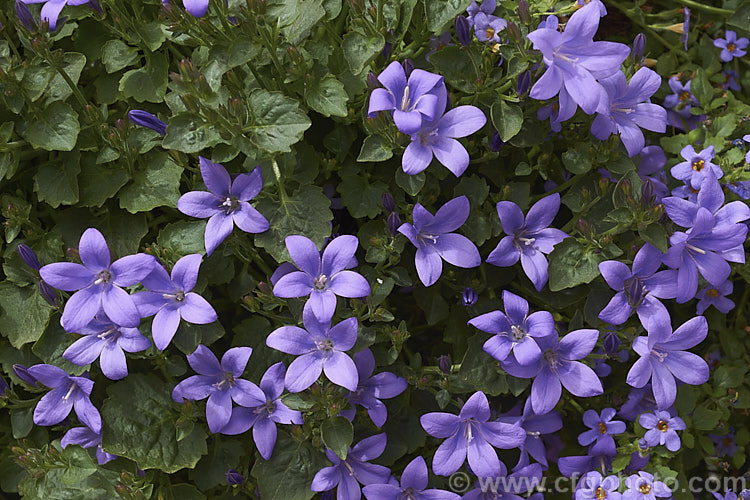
top-left (0, 0), bottom-right (749, 499)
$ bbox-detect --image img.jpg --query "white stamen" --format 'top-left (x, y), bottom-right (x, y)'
top-left (400, 85), bottom-right (411, 111)
top-left (686, 244), bottom-right (706, 255)
top-left (62, 383), bottom-right (76, 401)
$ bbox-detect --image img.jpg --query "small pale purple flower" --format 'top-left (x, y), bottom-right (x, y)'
top-left (623, 471), bottom-right (671, 500)
top-left (420, 391), bottom-right (526, 477)
top-left (398, 196), bottom-right (480, 287)
top-left (575, 471), bottom-right (622, 500)
top-left (487, 194), bottom-right (568, 291)
top-left (28, 364), bottom-right (101, 433)
top-left (272, 234), bottom-right (370, 322)
top-left (61, 426), bottom-right (116, 465)
top-left (578, 408), bottom-right (626, 454)
top-left (639, 410), bottom-right (685, 452)
top-left (133, 254), bottom-right (217, 351)
top-left (714, 30), bottom-right (748, 62)
top-left (496, 398), bottom-right (562, 469)
top-left (696, 280), bottom-right (734, 315)
top-left (362, 455), bottom-right (460, 500)
top-left (474, 12), bottom-right (507, 44)
top-left (709, 428), bottom-right (738, 457)
top-left (128, 110), bottom-right (167, 135)
top-left (670, 145), bottom-right (723, 189)
top-left (266, 305), bottom-right (359, 393)
top-left (466, 0), bottom-right (496, 25)
top-left (39, 228), bottom-right (156, 332)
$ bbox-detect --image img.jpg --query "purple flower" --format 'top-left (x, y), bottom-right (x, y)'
top-left (12, 364), bottom-right (38, 386)
top-left (225, 469), bottom-right (245, 485)
top-left (670, 145), bottom-right (723, 190)
top-left (220, 362), bottom-right (303, 459)
top-left (537, 101), bottom-right (562, 132)
top-left (181, 0), bottom-right (208, 17)
top-left (575, 471), bottom-right (622, 500)
top-left (177, 157), bottom-right (269, 256)
top-left (558, 445), bottom-right (615, 477)
top-left (468, 290), bottom-right (555, 365)
top-left (63, 314), bottom-right (151, 380)
top-left (619, 385), bottom-right (658, 422)
top-left (696, 280), bottom-right (734, 315)
top-left (681, 7), bottom-right (690, 50)
top-left (527, 2), bottom-right (630, 116)
top-left (17, 243), bottom-right (41, 270)
top-left (311, 433), bottom-right (391, 499)
top-left (19, 0), bottom-right (90, 30)
top-left (28, 364), bottom-right (101, 433)
top-left (487, 194), bottom-right (568, 291)
top-left (496, 398), bottom-right (562, 469)
top-left (462, 463), bottom-right (542, 500)
top-left (39, 228), bottom-right (155, 332)
top-left (502, 329), bottom-right (603, 415)
top-left (133, 254), bottom-right (217, 351)
top-left (578, 408), bottom-right (626, 455)
top-left (61, 426), bottom-right (116, 465)
top-left (420, 391), bottom-right (526, 477)
top-left (15, 1), bottom-right (38, 31)
top-left (714, 30), bottom-right (748, 62)
top-left (632, 33), bottom-right (646, 61)
top-left (623, 471), bottom-right (671, 499)
top-left (272, 235), bottom-right (370, 322)
top-left (427, 31), bottom-right (454, 60)
top-left (466, 0), bottom-right (496, 25)
top-left (128, 110), bottom-right (167, 135)
top-left (591, 68), bottom-right (666, 157)
top-left (172, 344), bottom-right (262, 433)
top-left (627, 314), bottom-right (709, 410)
top-left (474, 12), bottom-right (507, 44)
top-left (663, 77), bottom-right (698, 110)
top-left (709, 428), bottom-right (738, 457)
top-left (362, 455), bottom-right (460, 500)
top-left (266, 305), bottom-right (359, 392)
top-left (398, 196), bottom-right (480, 287)
top-left (639, 410), bottom-right (685, 452)
top-left (339, 349), bottom-right (407, 427)
top-left (462, 287), bottom-right (478, 306)
top-left (576, 0), bottom-right (606, 16)
top-left (402, 105), bottom-right (487, 177)
top-left (638, 146), bottom-right (669, 202)
top-left (714, 493), bottom-right (741, 500)
top-left (367, 61), bottom-right (446, 135)
top-left (597, 243), bottom-right (677, 329)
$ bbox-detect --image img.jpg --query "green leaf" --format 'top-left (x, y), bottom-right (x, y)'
top-left (547, 239), bottom-right (605, 292)
top-left (11, 407), bottom-right (34, 439)
top-left (395, 168), bottom-right (425, 196)
top-left (34, 152), bottom-right (81, 208)
top-left (459, 334), bottom-right (509, 396)
top-left (32, 321), bottom-right (87, 375)
top-left (429, 45), bottom-right (478, 94)
top-left (158, 220), bottom-right (208, 258)
top-left (691, 68), bottom-right (713, 109)
top-left (101, 373), bottom-right (208, 473)
top-left (101, 39), bottom-right (139, 73)
top-left (189, 439), bottom-right (244, 490)
top-left (357, 135), bottom-right (393, 162)
top-left (119, 152), bottom-right (183, 213)
top-left (491, 100), bottom-right (523, 142)
top-left (119, 52), bottom-right (168, 103)
top-left (19, 469), bottom-right (119, 499)
top-left (243, 90), bottom-right (312, 153)
top-left (639, 223), bottom-right (668, 253)
top-left (0, 282), bottom-right (53, 348)
top-left (562, 144), bottom-right (593, 175)
top-left (727, 4), bottom-right (750, 36)
top-left (254, 185), bottom-right (332, 263)
top-left (267, 0), bottom-right (326, 44)
top-left (252, 431), bottom-right (328, 500)
top-left (423, 0), bottom-right (469, 33)
top-left (342, 30), bottom-right (385, 75)
top-left (101, 210), bottom-right (149, 257)
top-left (163, 112), bottom-right (223, 154)
top-left (306, 75), bottom-right (349, 117)
top-left (339, 172), bottom-right (387, 218)
top-left (44, 52), bottom-right (86, 105)
top-left (77, 156), bottom-right (130, 207)
top-left (59, 445), bottom-right (97, 485)
top-left (691, 405), bottom-right (722, 431)
top-left (25, 101), bottom-right (80, 151)
top-left (320, 417), bottom-right (353, 460)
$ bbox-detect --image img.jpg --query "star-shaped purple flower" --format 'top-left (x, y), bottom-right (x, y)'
top-left (220, 362), bottom-right (303, 459)
top-left (63, 314), bottom-right (151, 380)
top-left (639, 410), bottom-right (685, 452)
top-left (172, 344), bottom-right (263, 433)
top-left (420, 391), bottom-right (526, 477)
top-left (339, 349), bottom-right (407, 428)
top-left (20, 0), bottom-right (91, 30)
top-left (696, 280), bottom-right (734, 315)
top-left (468, 290), bottom-right (556, 365)
top-left (462, 463), bottom-right (543, 500)
top-left (398, 196), bottom-right (480, 287)
top-left (575, 471), bottom-right (622, 500)
top-left (578, 408), bottom-right (626, 455)
top-left (473, 11), bottom-right (507, 44)
top-left (28, 364), bottom-right (101, 433)
top-left (623, 471), bottom-right (671, 500)
top-left (39, 228), bottom-right (156, 333)
top-left (133, 254), bottom-right (217, 351)
top-left (61, 426), bottom-right (117, 465)
top-left (362, 455), bottom-right (460, 500)
top-left (627, 314), bottom-right (709, 410)
top-left (272, 235), bottom-right (370, 322)
top-left (714, 30), bottom-right (749, 62)
top-left (266, 305), bottom-right (359, 393)
top-left (487, 194), bottom-right (568, 291)
top-left (311, 433), bottom-right (391, 499)
top-left (177, 157), bottom-right (269, 256)
top-left (496, 398), bottom-right (562, 469)
top-left (181, 0), bottom-right (208, 17)
top-left (670, 145), bottom-right (723, 190)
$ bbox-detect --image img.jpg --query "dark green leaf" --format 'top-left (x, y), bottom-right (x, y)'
top-left (357, 135), bottom-right (393, 162)
top-left (252, 432), bottom-right (328, 500)
top-left (342, 30), bottom-right (385, 75)
top-left (423, 0), bottom-right (469, 33)
top-left (0, 283), bottom-right (53, 348)
top-left (119, 152), bottom-right (183, 213)
top-left (244, 90), bottom-right (312, 153)
top-left (119, 52), bottom-right (169, 103)
top-left (320, 416), bottom-right (353, 460)
top-left (547, 239), bottom-right (605, 292)
top-left (26, 101), bottom-right (80, 151)
top-left (34, 152), bottom-right (81, 208)
top-left (101, 39), bottom-right (139, 73)
top-left (163, 112), bottom-right (223, 154)
top-left (491, 100), bottom-right (523, 142)
top-left (306, 75), bottom-right (349, 117)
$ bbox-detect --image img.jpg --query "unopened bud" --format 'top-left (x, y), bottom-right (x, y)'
top-left (518, 0), bottom-right (531, 25)
top-left (461, 287), bottom-right (477, 306)
top-left (387, 212), bottom-right (401, 236)
top-left (632, 33), bottom-right (646, 61)
top-left (402, 59), bottom-right (414, 78)
top-left (381, 192), bottom-right (395, 212)
top-left (455, 15), bottom-right (471, 47)
top-left (516, 70), bottom-right (531, 96)
top-left (437, 355), bottom-right (451, 374)
top-left (366, 71), bottom-right (379, 89)
top-left (490, 131), bottom-right (504, 152)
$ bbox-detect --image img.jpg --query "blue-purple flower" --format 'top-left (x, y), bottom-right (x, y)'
top-left (639, 410), bottom-right (685, 452)
top-left (670, 145), bottom-right (723, 190)
top-left (623, 471), bottom-right (671, 499)
top-left (496, 398), bottom-right (562, 469)
top-left (362, 455), bottom-right (460, 500)
top-left (575, 471), bottom-right (622, 500)
top-left (578, 408), bottom-right (626, 454)
top-left (696, 280), bottom-right (734, 315)
top-left (20, 0), bottom-right (91, 30)
top-left (61, 426), bottom-right (116, 465)
top-left (28, 364), bottom-right (101, 433)
top-left (714, 31), bottom-right (748, 62)
top-left (128, 110), bottom-right (167, 135)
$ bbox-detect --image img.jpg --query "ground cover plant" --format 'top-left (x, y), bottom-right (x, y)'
top-left (0, 0), bottom-right (749, 498)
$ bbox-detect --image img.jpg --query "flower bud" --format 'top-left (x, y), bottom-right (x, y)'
top-left (12, 364), bottom-right (37, 385)
top-left (437, 355), bottom-right (451, 374)
top-left (490, 131), bottom-right (504, 152)
top-left (387, 212), bottom-right (401, 236)
top-left (461, 287), bottom-right (477, 306)
top-left (366, 71), bottom-right (379, 90)
top-left (518, 0), bottom-right (531, 25)
top-left (402, 59), bottom-right (414, 78)
top-left (39, 281), bottom-right (58, 306)
top-left (88, 0), bottom-right (103, 15)
top-left (516, 70), bottom-right (531, 96)
top-left (603, 331), bottom-right (620, 355)
top-left (455, 16), bottom-right (471, 47)
top-left (381, 192), bottom-right (395, 212)
top-left (16, 244), bottom-right (41, 271)
top-left (15, 1), bottom-right (38, 31)
top-left (632, 33), bottom-right (646, 61)
top-left (0, 375), bottom-right (8, 397)
top-left (225, 469), bottom-right (245, 485)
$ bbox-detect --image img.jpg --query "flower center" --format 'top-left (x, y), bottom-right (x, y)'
top-left (400, 85), bottom-right (411, 111)
top-left (624, 276), bottom-right (645, 308)
top-left (598, 422), bottom-right (608, 434)
top-left (679, 90), bottom-right (691, 102)
top-left (221, 197), bottom-right (240, 214)
top-left (401, 487), bottom-right (418, 500)
top-left (543, 350), bottom-right (559, 370)
top-left (417, 233), bottom-right (439, 246)
top-left (163, 290), bottom-right (186, 301)
top-left (485, 27), bottom-right (495, 39)
top-left (657, 420), bottom-right (669, 432)
top-left (96, 327), bottom-right (118, 342)
top-left (685, 243), bottom-right (706, 255)
top-left (639, 483), bottom-right (651, 494)
top-left (595, 487), bottom-right (608, 500)
top-left (723, 437), bottom-right (733, 446)
top-left (254, 399), bottom-right (276, 417)
top-left (94, 270), bottom-right (112, 285)
top-left (317, 339), bottom-right (334, 352)
top-left (215, 371), bottom-right (236, 390)
top-left (62, 382), bottom-right (76, 402)
top-left (510, 325), bottom-right (526, 341)
top-left (650, 348), bottom-right (668, 362)
top-left (706, 288), bottom-right (719, 298)
top-left (518, 237), bottom-right (536, 247)
top-left (313, 274), bottom-right (328, 290)
top-left (728, 43), bottom-right (736, 52)
top-left (692, 159), bottom-right (705, 171)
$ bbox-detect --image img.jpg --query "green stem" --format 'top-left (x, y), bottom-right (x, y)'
top-left (671, 0), bottom-right (733, 16)
top-left (42, 51), bottom-right (89, 110)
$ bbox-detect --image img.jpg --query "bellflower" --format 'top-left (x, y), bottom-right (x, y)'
top-left (619, 385), bottom-right (658, 422)
top-left (61, 426), bottom-right (116, 465)
top-left (462, 464), bottom-right (543, 500)
top-left (575, 472), bottom-right (622, 500)
top-left (172, 344), bottom-right (263, 433)
top-left (272, 234), bottom-right (370, 322)
top-left (639, 410), bottom-right (685, 452)
top-left (462, 287), bottom-right (478, 306)
top-left (39, 228), bottom-right (155, 332)
top-left (623, 471), bottom-right (671, 500)
top-left (527, 2), bottom-right (630, 115)
top-left (63, 314), bottom-right (151, 380)
top-left (220, 362), bottom-right (303, 459)
top-left (466, 0), bottom-right (495, 25)
top-left (638, 146), bottom-right (669, 202)
top-left (597, 243), bottom-right (677, 328)
top-left (670, 145), bottom-right (723, 189)
top-left (181, 0), bottom-right (208, 17)
top-left (367, 61), bottom-right (446, 135)
top-left (17, 244), bottom-right (57, 306)
top-left (473, 11), bottom-right (506, 44)
top-left (128, 110), bottom-right (167, 135)
top-left (487, 194), bottom-right (568, 291)
top-left (710, 428), bottom-right (738, 457)
top-left (339, 349), bottom-right (407, 428)
top-left (714, 31), bottom-right (749, 62)
top-left (502, 329), bottom-right (603, 415)
top-left (577, 0), bottom-right (606, 16)
top-left (496, 398), bottom-right (562, 469)
top-left (591, 68), bottom-right (666, 157)
top-left (133, 254), bottom-right (217, 351)
top-left (578, 408), bottom-right (626, 454)
top-left (696, 281), bottom-right (734, 315)
top-left (627, 314), bottom-right (709, 410)
top-left (537, 101), bottom-right (562, 132)
top-left (266, 305), bottom-right (359, 392)
top-left (362, 456), bottom-right (460, 500)
top-left (225, 469), bottom-right (245, 485)
top-left (468, 290), bottom-right (555, 365)
top-left (177, 157), bottom-right (269, 256)
top-left (420, 391), bottom-right (526, 477)
top-left (559, 444), bottom-right (615, 477)
top-left (311, 433), bottom-right (391, 499)
top-left (722, 70), bottom-right (742, 92)
top-left (15, 1), bottom-right (39, 31)
top-left (28, 364), bottom-right (101, 433)
top-left (19, 0), bottom-right (91, 30)
top-left (402, 105), bottom-right (487, 177)
top-left (398, 196), bottom-right (480, 287)
top-left (663, 77), bottom-right (698, 110)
